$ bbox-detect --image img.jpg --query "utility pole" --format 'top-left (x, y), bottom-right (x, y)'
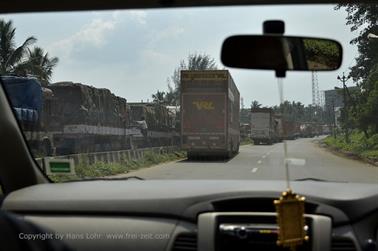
top-left (332, 99), bottom-right (336, 139)
top-left (337, 72), bottom-right (351, 143)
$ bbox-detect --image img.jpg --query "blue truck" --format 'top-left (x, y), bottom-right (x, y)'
top-left (2, 76), bottom-right (42, 126)
top-left (0, 76), bottom-right (54, 155)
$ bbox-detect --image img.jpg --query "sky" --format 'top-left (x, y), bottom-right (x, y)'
top-left (0, 4), bottom-right (360, 107)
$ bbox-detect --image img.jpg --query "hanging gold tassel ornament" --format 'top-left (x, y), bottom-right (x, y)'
top-left (274, 189), bottom-right (309, 251)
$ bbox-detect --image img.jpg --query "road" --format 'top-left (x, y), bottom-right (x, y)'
top-left (121, 137), bottom-right (378, 183)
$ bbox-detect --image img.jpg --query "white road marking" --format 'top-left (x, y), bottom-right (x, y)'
top-left (262, 155), bottom-right (266, 159)
top-left (251, 167), bottom-right (258, 173)
top-left (257, 160), bottom-right (262, 164)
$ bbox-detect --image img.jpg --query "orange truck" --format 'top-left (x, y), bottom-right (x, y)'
top-left (180, 70), bottom-right (240, 158)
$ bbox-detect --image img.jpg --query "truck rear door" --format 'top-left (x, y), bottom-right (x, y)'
top-left (182, 93), bottom-right (226, 149)
top-left (251, 112), bottom-right (271, 139)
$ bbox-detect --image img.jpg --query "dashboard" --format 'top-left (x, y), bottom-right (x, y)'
top-left (2, 180), bottom-right (378, 251)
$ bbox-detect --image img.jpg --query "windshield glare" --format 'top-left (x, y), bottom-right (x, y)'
top-left (1, 4), bottom-right (378, 183)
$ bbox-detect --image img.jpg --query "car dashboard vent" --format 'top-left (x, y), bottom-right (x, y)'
top-left (212, 198), bottom-right (318, 213)
top-left (331, 237), bottom-right (357, 251)
top-left (172, 233), bottom-right (197, 251)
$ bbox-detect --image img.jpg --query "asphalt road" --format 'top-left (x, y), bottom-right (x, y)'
top-left (122, 137), bottom-right (378, 183)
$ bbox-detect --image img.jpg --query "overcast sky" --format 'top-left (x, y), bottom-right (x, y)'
top-left (1, 4), bottom-right (359, 107)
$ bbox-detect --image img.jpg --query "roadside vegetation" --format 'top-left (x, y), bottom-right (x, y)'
top-left (49, 151), bottom-right (186, 182)
top-left (241, 138), bottom-right (253, 145)
top-left (319, 5), bottom-right (378, 165)
top-left (323, 131), bottom-right (378, 163)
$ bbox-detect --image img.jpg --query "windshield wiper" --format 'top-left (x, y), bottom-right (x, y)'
top-left (294, 177), bottom-right (348, 183)
top-left (63, 176), bottom-right (145, 183)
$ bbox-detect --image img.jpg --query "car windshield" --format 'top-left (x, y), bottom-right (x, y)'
top-left (1, 4), bottom-right (378, 183)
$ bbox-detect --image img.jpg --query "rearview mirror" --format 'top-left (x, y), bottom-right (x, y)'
top-left (221, 35), bottom-right (342, 72)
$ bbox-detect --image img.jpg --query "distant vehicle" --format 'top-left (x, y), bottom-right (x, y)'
top-left (250, 108), bottom-right (277, 145)
top-left (272, 114), bottom-right (300, 140)
top-left (299, 122), bottom-right (326, 138)
top-left (300, 123), bottom-right (315, 138)
top-left (321, 124), bottom-right (331, 135)
top-left (180, 70), bottom-right (240, 158)
top-left (240, 123), bottom-right (251, 141)
top-left (128, 102), bottom-right (180, 147)
top-left (281, 119), bottom-right (300, 140)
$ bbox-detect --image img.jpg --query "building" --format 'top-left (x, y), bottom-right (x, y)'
top-left (324, 86), bottom-right (359, 128)
top-left (324, 86), bottom-right (359, 109)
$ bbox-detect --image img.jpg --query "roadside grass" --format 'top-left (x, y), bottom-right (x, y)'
top-left (322, 131), bottom-right (378, 163)
top-left (49, 151), bottom-right (186, 183)
top-left (241, 138), bottom-right (254, 145)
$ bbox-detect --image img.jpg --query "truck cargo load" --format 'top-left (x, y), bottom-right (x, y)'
top-left (128, 102), bottom-right (179, 147)
top-left (48, 82), bottom-right (128, 130)
top-left (180, 70), bottom-right (240, 158)
top-left (2, 76), bottom-right (181, 156)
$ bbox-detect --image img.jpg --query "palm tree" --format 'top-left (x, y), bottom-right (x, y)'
top-left (164, 91), bottom-right (176, 106)
top-left (152, 90), bottom-right (166, 104)
top-left (0, 19), bottom-right (36, 74)
top-left (251, 100), bottom-right (262, 109)
top-left (23, 47), bottom-right (59, 84)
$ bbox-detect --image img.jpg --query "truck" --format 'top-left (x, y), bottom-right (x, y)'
top-left (274, 114), bottom-right (300, 140)
top-left (180, 70), bottom-right (240, 158)
top-left (1, 76), bottom-right (179, 156)
top-left (281, 119), bottom-right (300, 140)
top-left (44, 81), bottom-right (135, 154)
top-left (300, 123), bottom-right (316, 138)
top-left (128, 102), bottom-right (180, 147)
top-left (250, 108), bottom-right (277, 145)
top-left (2, 77), bottom-right (137, 155)
top-left (300, 122), bottom-right (325, 137)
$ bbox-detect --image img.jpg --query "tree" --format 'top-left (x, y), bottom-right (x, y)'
top-left (335, 4), bottom-right (378, 136)
top-left (348, 65), bottom-right (378, 136)
top-left (251, 100), bottom-right (262, 109)
top-left (152, 90), bottom-right (166, 104)
top-left (335, 4), bottom-right (378, 83)
top-left (164, 89), bottom-right (176, 106)
top-left (272, 101), bottom-right (325, 124)
top-left (0, 19), bottom-right (59, 84)
top-left (22, 47), bottom-right (59, 85)
top-left (166, 53), bottom-right (218, 105)
top-left (0, 19), bottom-right (36, 74)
